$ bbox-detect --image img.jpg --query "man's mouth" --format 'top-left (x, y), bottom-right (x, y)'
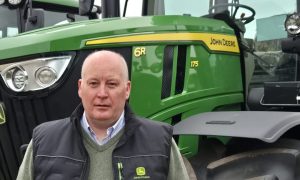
top-left (95, 104), bottom-right (110, 108)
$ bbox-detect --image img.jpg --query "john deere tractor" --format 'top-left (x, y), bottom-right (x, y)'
top-left (1, 0), bottom-right (300, 179)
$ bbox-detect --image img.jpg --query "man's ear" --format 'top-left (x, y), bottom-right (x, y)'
top-left (126, 81), bottom-right (131, 99)
top-left (78, 79), bottom-right (82, 98)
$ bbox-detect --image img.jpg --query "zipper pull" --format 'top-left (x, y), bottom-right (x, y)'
top-left (117, 162), bottom-right (123, 180)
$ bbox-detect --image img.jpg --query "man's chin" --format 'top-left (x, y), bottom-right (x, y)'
top-left (92, 113), bottom-right (112, 122)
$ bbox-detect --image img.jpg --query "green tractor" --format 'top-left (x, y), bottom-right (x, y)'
top-left (0, 0), bottom-right (300, 179)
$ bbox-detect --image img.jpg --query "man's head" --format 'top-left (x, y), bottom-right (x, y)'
top-left (78, 50), bottom-right (131, 126)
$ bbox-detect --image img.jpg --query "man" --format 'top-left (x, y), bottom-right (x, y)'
top-left (17, 50), bottom-right (189, 180)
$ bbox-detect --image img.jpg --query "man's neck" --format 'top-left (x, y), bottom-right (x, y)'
top-left (83, 111), bottom-right (125, 142)
top-left (87, 119), bottom-right (116, 141)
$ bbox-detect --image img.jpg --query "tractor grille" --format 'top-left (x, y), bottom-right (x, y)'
top-left (0, 96), bottom-right (48, 180)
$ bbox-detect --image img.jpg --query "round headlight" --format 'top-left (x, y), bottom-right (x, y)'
top-left (8, 0), bottom-right (22, 5)
top-left (35, 67), bottom-right (57, 87)
top-left (285, 13), bottom-right (300, 36)
top-left (5, 66), bottom-right (28, 92)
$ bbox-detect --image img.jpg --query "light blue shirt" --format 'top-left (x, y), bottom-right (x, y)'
top-left (80, 111), bottom-right (125, 145)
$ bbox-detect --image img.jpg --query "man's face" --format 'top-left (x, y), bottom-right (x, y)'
top-left (78, 53), bottom-right (131, 124)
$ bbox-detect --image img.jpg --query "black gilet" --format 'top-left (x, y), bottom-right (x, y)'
top-left (32, 104), bottom-right (173, 180)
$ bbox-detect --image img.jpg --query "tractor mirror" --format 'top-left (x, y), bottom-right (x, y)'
top-left (79, 0), bottom-right (95, 15)
top-left (25, 9), bottom-right (45, 31)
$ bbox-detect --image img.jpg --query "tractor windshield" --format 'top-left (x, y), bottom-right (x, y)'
top-left (0, 6), bottom-right (19, 38)
top-left (162, 0), bottom-right (295, 37)
top-left (162, 0), bottom-right (298, 86)
top-left (237, 0), bottom-right (297, 86)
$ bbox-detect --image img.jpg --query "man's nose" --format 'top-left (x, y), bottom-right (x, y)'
top-left (97, 85), bottom-right (108, 97)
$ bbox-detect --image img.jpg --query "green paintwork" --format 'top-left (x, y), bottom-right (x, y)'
top-left (130, 44), bottom-right (242, 117)
top-left (33, 0), bottom-right (79, 8)
top-left (0, 15), bottom-right (234, 60)
top-left (0, 15), bottom-right (243, 157)
top-left (128, 43), bottom-right (242, 155)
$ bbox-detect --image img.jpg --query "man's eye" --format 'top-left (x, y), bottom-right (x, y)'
top-left (89, 82), bottom-right (98, 87)
top-left (107, 82), bottom-right (117, 88)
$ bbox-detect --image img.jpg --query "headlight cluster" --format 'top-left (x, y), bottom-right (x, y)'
top-left (0, 0), bottom-right (23, 5)
top-left (0, 56), bottom-right (72, 92)
top-left (285, 13), bottom-right (300, 36)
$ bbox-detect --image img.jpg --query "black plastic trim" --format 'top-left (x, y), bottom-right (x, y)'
top-left (161, 46), bottom-right (174, 99)
top-left (175, 45), bottom-right (187, 95)
top-left (171, 113), bottom-right (182, 143)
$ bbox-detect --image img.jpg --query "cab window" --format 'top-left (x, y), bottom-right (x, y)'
top-left (0, 6), bottom-right (19, 38)
top-left (43, 10), bottom-right (89, 27)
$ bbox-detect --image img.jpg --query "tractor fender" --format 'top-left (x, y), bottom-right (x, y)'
top-left (173, 111), bottom-right (300, 143)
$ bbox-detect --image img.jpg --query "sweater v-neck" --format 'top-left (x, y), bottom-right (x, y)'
top-left (82, 126), bottom-right (125, 152)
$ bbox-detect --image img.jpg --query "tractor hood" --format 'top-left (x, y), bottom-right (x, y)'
top-left (33, 0), bottom-right (79, 8)
top-left (0, 15), bottom-right (235, 60)
top-left (173, 111), bottom-right (300, 143)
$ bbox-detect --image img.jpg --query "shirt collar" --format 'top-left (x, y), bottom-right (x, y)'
top-left (80, 111), bottom-right (125, 145)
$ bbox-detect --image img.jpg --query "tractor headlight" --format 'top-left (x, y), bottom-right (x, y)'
top-left (0, 55), bottom-right (72, 92)
top-left (285, 13), bottom-right (300, 36)
top-left (4, 66), bottom-right (28, 92)
top-left (8, 0), bottom-right (22, 5)
top-left (35, 66), bottom-right (57, 87)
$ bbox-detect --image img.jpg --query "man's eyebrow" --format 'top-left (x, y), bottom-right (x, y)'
top-left (107, 78), bottom-right (119, 81)
top-left (86, 78), bottom-right (99, 81)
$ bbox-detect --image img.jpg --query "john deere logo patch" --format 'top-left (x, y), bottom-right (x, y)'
top-left (0, 103), bottom-right (5, 125)
top-left (134, 167), bottom-right (150, 179)
top-left (136, 167), bottom-right (146, 176)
